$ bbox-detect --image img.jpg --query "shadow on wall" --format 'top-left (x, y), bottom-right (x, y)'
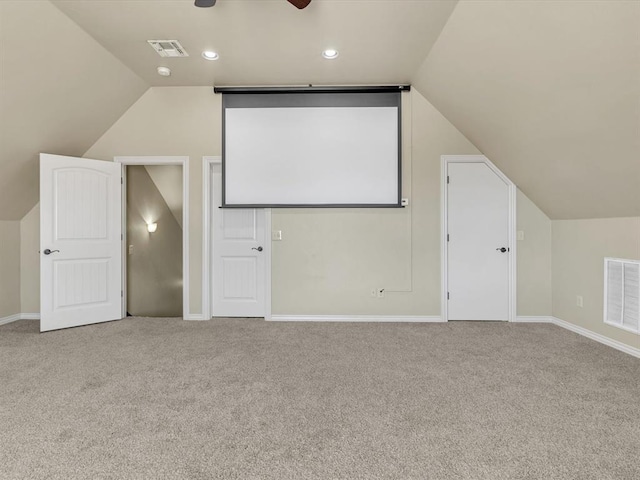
top-left (126, 165), bottom-right (182, 317)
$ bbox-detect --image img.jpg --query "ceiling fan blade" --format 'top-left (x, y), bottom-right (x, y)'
top-left (194, 0), bottom-right (216, 7)
top-left (287, 0), bottom-right (312, 9)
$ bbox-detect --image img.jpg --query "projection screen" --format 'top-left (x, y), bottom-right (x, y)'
top-left (220, 89), bottom-right (403, 208)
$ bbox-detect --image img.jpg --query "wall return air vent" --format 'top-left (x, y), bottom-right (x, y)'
top-left (604, 257), bottom-right (640, 334)
top-left (147, 40), bottom-right (189, 57)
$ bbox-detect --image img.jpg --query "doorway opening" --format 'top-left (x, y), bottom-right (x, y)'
top-left (125, 165), bottom-right (183, 317)
top-left (116, 157), bottom-right (189, 319)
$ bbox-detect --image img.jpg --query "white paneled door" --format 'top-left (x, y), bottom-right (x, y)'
top-left (40, 154), bottom-right (122, 332)
top-left (212, 167), bottom-right (267, 317)
top-left (447, 162), bottom-right (510, 321)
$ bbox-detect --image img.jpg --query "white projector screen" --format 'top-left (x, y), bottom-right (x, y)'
top-left (221, 90), bottom-right (402, 207)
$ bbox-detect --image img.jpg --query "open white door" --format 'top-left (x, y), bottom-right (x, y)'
top-left (446, 161), bottom-right (511, 321)
top-left (212, 167), bottom-right (267, 317)
top-left (40, 153), bottom-right (122, 332)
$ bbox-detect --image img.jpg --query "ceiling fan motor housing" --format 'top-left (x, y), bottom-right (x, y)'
top-left (194, 0), bottom-right (311, 8)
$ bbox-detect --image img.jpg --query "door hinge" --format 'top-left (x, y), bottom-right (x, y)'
top-left (121, 290), bottom-right (123, 297)
top-left (447, 175), bottom-right (450, 184)
top-left (447, 292), bottom-right (450, 300)
top-left (121, 177), bottom-right (123, 185)
top-left (447, 234), bottom-right (450, 242)
top-left (121, 233), bottom-right (123, 241)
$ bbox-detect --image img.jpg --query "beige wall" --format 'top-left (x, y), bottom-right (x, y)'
top-left (552, 217), bottom-right (640, 349)
top-left (0, 221), bottom-right (21, 318)
top-left (126, 166), bottom-right (182, 317)
top-left (17, 86), bottom-right (553, 319)
top-left (273, 93), bottom-right (552, 316)
top-left (516, 190), bottom-right (552, 316)
top-left (272, 88), bottom-right (480, 315)
top-left (20, 204), bottom-right (39, 314)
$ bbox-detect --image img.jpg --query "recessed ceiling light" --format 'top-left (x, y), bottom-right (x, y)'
top-left (157, 66), bottom-right (171, 76)
top-left (202, 50), bottom-right (219, 61)
top-left (322, 49), bottom-right (339, 59)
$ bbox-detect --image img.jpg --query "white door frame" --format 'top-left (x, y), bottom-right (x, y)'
top-left (114, 156), bottom-right (190, 319)
top-left (441, 155), bottom-right (517, 322)
top-left (202, 155), bottom-right (272, 320)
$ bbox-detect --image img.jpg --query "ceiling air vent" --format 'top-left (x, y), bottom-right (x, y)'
top-left (604, 258), bottom-right (640, 334)
top-left (147, 40), bottom-right (189, 58)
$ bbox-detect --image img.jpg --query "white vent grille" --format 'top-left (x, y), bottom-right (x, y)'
top-left (147, 40), bottom-right (188, 58)
top-left (604, 258), bottom-right (640, 334)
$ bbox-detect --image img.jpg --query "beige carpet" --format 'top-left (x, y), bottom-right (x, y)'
top-left (1, 318), bottom-right (638, 479)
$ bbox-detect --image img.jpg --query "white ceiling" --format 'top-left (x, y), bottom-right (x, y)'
top-left (52, 0), bottom-right (458, 87)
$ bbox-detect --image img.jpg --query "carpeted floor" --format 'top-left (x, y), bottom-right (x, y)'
top-left (0, 318), bottom-right (638, 480)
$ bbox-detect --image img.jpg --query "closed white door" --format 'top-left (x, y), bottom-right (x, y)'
top-left (447, 162), bottom-right (510, 321)
top-left (40, 154), bottom-right (122, 332)
top-left (212, 167), bottom-right (267, 317)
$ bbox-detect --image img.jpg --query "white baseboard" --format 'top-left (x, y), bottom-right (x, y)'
top-left (514, 316), bottom-right (553, 323)
top-left (0, 314), bottom-right (21, 326)
top-left (0, 313), bottom-right (40, 326)
top-left (269, 315), bottom-right (444, 323)
top-left (5, 311), bottom-right (636, 358)
top-left (184, 314), bottom-right (209, 321)
top-left (551, 316), bottom-right (640, 359)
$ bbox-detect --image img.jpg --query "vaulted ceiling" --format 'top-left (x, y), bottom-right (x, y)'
top-left (52, 0), bottom-right (458, 87)
top-left (414, 0), bottom-right (640, 219)
top-left (0, 0), bottom-right (457, 220)
top-left (0, 0), bottom-right (148, 220)
top-left (1, 0), bottom-right (637, 221)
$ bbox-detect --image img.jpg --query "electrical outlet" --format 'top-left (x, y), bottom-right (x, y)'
top-left (576, 295), bottom-right (584, 308)
top-left (128, 245), bottom-right (134, 255)
top-left (272, 230), bottom-right (282, 241)
top-left (377, 288), bottom-right (385, 298)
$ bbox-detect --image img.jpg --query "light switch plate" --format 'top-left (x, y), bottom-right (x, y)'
top-left (401, 198), bottom-right (409, 207)
top-left (517, 230), bottom-right (525, 241)
top-left (272, 230), bottom-right (282, 241)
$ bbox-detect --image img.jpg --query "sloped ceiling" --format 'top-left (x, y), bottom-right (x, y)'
top-left (144, 165), bottom-right (183, 229)
top-left (51, 0), bottom-right (458, 87)
top-left (413, 0), bottom-right (640, 220)
top-left (4, 0), bottom-right (636, 222)
top-left (0, 1), bottom-right (149, 220)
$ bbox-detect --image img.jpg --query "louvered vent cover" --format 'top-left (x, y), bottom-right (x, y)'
top-left (147, 40), bottom-right (188, 57)
top-left (604, 258), bottom-right (640, 333)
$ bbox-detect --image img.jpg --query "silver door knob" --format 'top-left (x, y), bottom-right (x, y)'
top-left (496, 247), bottom-right (508, 253)
top-left (43, 249), bottom-right (60, 255)
top-left (252, 246), bottom-right (263, 252)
